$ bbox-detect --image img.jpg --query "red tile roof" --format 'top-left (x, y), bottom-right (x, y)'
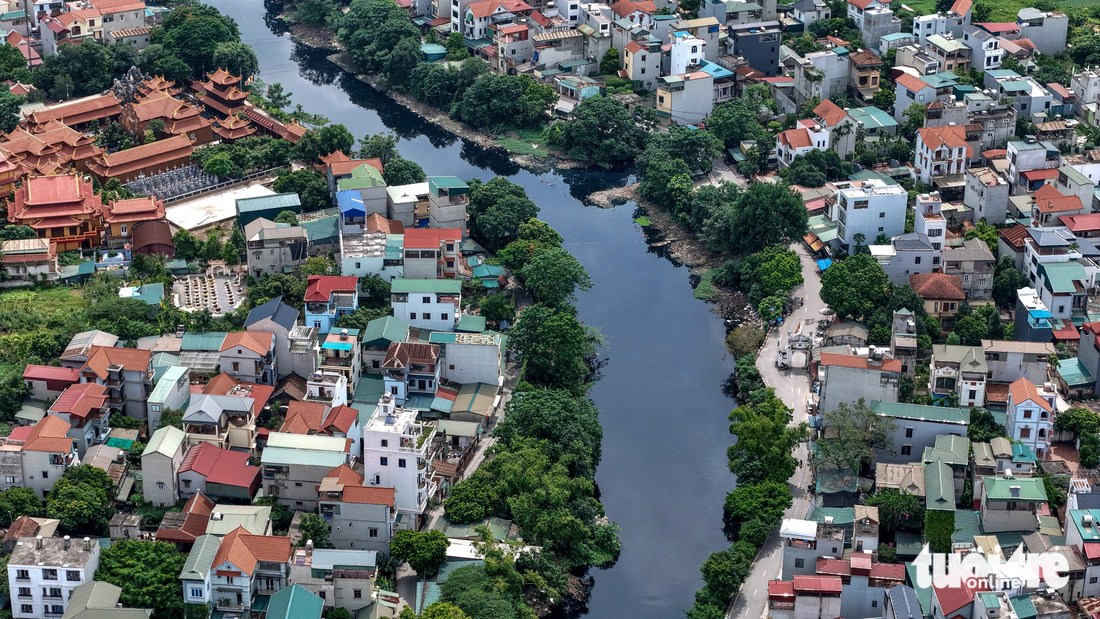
top-left (982, 149), bottom-right (1007, 159)
top-left (82, 346), bottom-right (151, 380)
top-left (403, 227), bottom-right (462, 250)
top-left (895, 73), bottom-right (929, 94)
top-left (910, 272), bottom-right (965, 301)
top-left (869, 562), bottom-right (905, 580)
top-left (998, 223), bottom-right (1029, 249)
top-left (949, 0), bottom-right (971, 16)
top-left (1085, 542), bottom-right (1100, 561)
top-left (341, 485), bottom-right (396, 507)
top-left (768, 580), bottom-right (795, 600)
top-left (23, 415), bottom-right (74, 453)
top-left (976, 22), bottom-right (1018, 33)
top-left (85, 134), bottom-right (194, 180)
top-left (792, 574), bottom-right (843, 594)
top-left (1036, 195), bottom-right (1083, 214)
top-left (624, 41), bottom-right (645, 54)
top-left (918, 125), bottom-right (972, 156)
top-left (1048, 82), bottom-right (1074, 99)
top-left (211, 527), bottom-right (292, 576)
top-left (609, 0), bottom-right (655, 16)
top-left (202, 374), bottom-right (273, 416)
top-left (304, 275), bottom-right (359, 302)
top-left (816, 557), bottom-right (851, 576)
top-left (325, 464), bottom-right (364, 487)
top-left (102, 196), bottom-right (165, 224)
top-left (155, 492), bottom-right (214, 544)
top-left (365, 213), bottom-right (403, 235)
top-left (1060, 213), bottom-right (1100, 233)
top-left (1022, 168), bottom-right (1059, 181)
top-left (1033, 183), bottom-right (1062, 200)
top-left (934, 581), bottom-right (985, 616)
top-left (1009, 377), bottom-right (1051, 412)
top-left (322, 405), bottom-right (358, 435)
top-left (813, 98), bottom-right (847, 127)
top-left (220, 331), bottom-right (275, 355)
top-left (328, 157), bottom-right (383, 177)
top-left (180, 443), bottom-right (259, 489)
top-left (280, 400), bottom-right (327, 434)
top-left (23, 365), bottom-right (80, 383)
top-left (50, 383), bottom-right (107, 419)
top-left (25, 94), bottom-right (121, 127)
top-left (2, 516), bottom-right (45, 545)
top-left (819, 353), bottom-right (903, 373)
top-left (779, 128), bottom-right (812, 149)
top-left (382, 342), bottom-right (440, 369)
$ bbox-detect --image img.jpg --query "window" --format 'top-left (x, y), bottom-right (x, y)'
top-left (4, 476), bottom-right (13, 484)
top-left (1092, 577), bottom-right (1098, 584)
top-left (41, 569), bottom-right (57, 580)
top-left (16, 570), bottom-right (28, 581)
top-left (369, 527), bottom-right (379, 538)
top-left (879, 212), bottom-right (885, 218)
top-left (422, 313), bottom-right (431, 320)
top-left (915, 257), bottom-right (921, 265)
top-left (1020, 427), bottom-right (1031, 438)
top-left (16, 587), bottom-right (29, 598)
top-left (20, 605), bottom-right (31, 615)
top-left (794, 558), bottom-right (804, 568)
top-left (45, 587), bottom-right (61, 598)
top-left (1023, 410), bottom-right (1032, 419)
top-left (901, 445), bottom-right (912, 456)
top-left (441, 313), bottom-right (449, 321)
top-left (409, 313), bottom-right (416, 320)
top-left (41, 471), bottom-right (47, 479)
top-left (872, 601), bottom-right (878, 608)
top-left (354, 589), bottom-right (363, 599)
top-left (381, 439), bottom-right (388, 447)
top-left (66, 571), bottom-right (80, 582)
top-left (399, 459), bottom-right (406, 468)
top-left (380, 457), bottom-right (388, 466)
top-left (183, 479), bottom-right (191, 488)
top-left (190, 588), bottom-right (203, 598)
top-left (905, 428), bottom-right (914, 438)
top-left (157, 482), bottom-right (165, 490)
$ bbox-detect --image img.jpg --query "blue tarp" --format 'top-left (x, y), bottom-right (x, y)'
top-left (321, 341), bottom-right (355, 351)
top-left (816, 258), bottom-right (833, 271)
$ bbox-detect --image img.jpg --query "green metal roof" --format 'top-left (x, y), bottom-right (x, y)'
top-left (811, 506), bottom-right (854, 524)
top-left (428, 176), bottom-right (469, 194)
top-left (1038, 515), bottom-right (1061, 536)
top-left (267, 584), bottom-right (323, 619)
top-left (180, 332), bottom-right (227, 351)
top-left (237, 193), bottom-right (301, 213)
top-left (905, 563), bottom-right (933, 615)
top-left (923, 434), bottom-right (970, 466)
top-left (362, 316), bottom-right (410, 346)
top-left (152, 352), bottom-right (180, 368)
top-left (300, 215), bottom-right (339, 243)
top-left (1010, 595), bottom-right (1037, 619)
top-left (353, 373), bottom-right (385, 404)
top-left (338, 175), bottom-right (385, 191)
top-left (872, 401), bottom-right (967, 425)
top-left (924, 460), bottom-right (956, 512)
top-left (1057, 357), bottom-right (1094, 387)
top-left (1039, 261), bottom-right (1088, 294)
top-left (847, 106), bottom-right (898, 129)
top-left (391, 278), bottom-right (462, 294)
top-left (895, 530), bottom-right (923, 556)
top-left (16, 399), bottom-right (46, 423)
top-left (150, 365), bottom-right (188, 403)
top-left (456, 315), bottom-right (487, 333)
top-left (1068, 509), bottom-right (1100, 541)
top-left (983, 476), bottom-right (1047, 502)
top-left (1011, 443), bottom-right (1036, 463)
top-left (0, 9), bottom-right (25, 19)
top-left (181, 535), bottom-right (221, 580)
top-left (1059, 165), bottom-right (1091, 186)
top-left (978, 592), bottom-right (1001, 609)
top-left (952, 509), bottom-right (980, 543)
top-left (142, 425), bottom-right (186, 459)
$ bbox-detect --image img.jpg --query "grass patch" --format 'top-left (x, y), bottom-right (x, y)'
top-left (903, 0), bottom-right (1071, 20)
top-left (634, 216), bottom-right (651, 227)
top-left (497, 137), bottom-right (549, 158)
top-left (0, 287), bottom-right (84, 316)
top-left (694, 269), bottom-right (718, 300)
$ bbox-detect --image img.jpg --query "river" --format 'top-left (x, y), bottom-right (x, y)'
top-left (223, 4), bottom-right (739, 615)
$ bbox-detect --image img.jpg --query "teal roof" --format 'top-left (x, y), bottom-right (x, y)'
top-left (180, 332), bottom-right (227, 351)
top-left (1057, 357), bottom-right (1094, 387)
top-left (952, 509), bottom-right (981, 543)
top-left (300, 215), bottom-right (339, 243)
top-left (60, 261), bottom-right (95, 279)
top-left (987, 69), bottom-right (1020, 79)
top-left (924, 72), bottom-right (958, 88)
top-left (849, 169), bottom-right (898, 185)
top-left (0, 9), bottom-right (25, 19)
top-left (905, 563), bottom-right (933, 615)
top-left (391, 278), bottom-right (462, 294)
top-left (181, 535), bottom-right (220, 580)
top-left (983, 476), bottom-right (1047, 502)
top-left (872, 401), bottom-right (967, 424)
top-left (421, 43), bottom-right (447, 54)
top-left (1010, 595), bottom-right (1037, 619)
top-left (151, 352), bottom-right (180, 368)
top-left (978, 592), bottom-right (1001, 609)
top-left (882, 32), bottom-right (913, 41)
top-left (923, 434), bottom-right (970, 466)
top-left (895, 530), bottom-right (923, 555)
top-left (1038, 261), bottom-right (1088, 294)
top-left (925, 460), bottom-right (956, 512)
top-left (353, 373), bottom-right (385, 404)
top-left (1011, 443), bottom-right (1037, 463)
top-left (428, 177), bottom-right (469, 196)
top-left (1068, 509), bottom-right (1100, 541)
top-left (811, 506), bottom-right (855, 524)
top-left (267, 584), bottom-right (323, 619)
top-left (472, 264), bottom-right (506, 279)
top-left (456, 315), bottom-right (486, 333)
top-left (237, 193), bottom-right (301, 213)
top-left (150, 365), bottom-right (188, 403)
top-left (430, 395), bottom-right (454, 413)
top-left (847, 106), bottom-right (898, 129)
top-left (362, 316), bottom-right (410, 346)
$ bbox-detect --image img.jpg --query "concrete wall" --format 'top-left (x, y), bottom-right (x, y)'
top-left (442, 343), bottom-right (501, 386)
top-left (142, 449), bottom-right (183, 507)
top-left (819, 365), bottom-right (899, 419)
top-left (326, 500), bottom-right (391, 553)
top-left (875, 417), bottom-right (966, 464)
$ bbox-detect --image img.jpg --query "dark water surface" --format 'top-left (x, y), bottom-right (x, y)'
top-left (222, 6), bottom-right (738, 614)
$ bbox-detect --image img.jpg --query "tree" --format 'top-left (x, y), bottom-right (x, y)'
top-left (993, 256), bottom-right (1025, 308)
top-left (900, 102), bottom-right (927, 141)
top-left (972, 0), bottom-right (991, 21)
top-left (495, 389), bottom-right (603, 478)
top-left (815, 399), bottom-right (896, 473)
top-left (1055, 407), bottom-right (1100, 436)
top-left (518, 247), bottom-right (591, 307)
top-left (968, 408), bottom-right (1007, 443)
top-left (445, 31), bottom-right (470, 60)
top-left (95, 540), bottom-right (187, 619)
top-left (383, 37), bottom-right (424, 88)
top-left (297, 513), bottom-right (333, 548)
top-left (211, 41), bottom-right (258, 78)
top-left (545, 96), bottom-right (648, 168)
top-left (357, 132), bottom-right (399, 164)
top-left (274, 210), bottom-right (299, 225)
top-left (201, 152), bottom-right (237, 178)
top-left (467, 177), bottom-right (540, 251)
top-left (0, 487), bottom-right (43, 527)
top-left (338, 0), bottom-right (422, 72)
top-left (820, 253), bottom-right (890, 320)
top-left (0, 91), bottom-right (22, 133)
top-left (390, 530), bottom-right (450, 578)
top-left (864, 489), bottom-right (924, 535)
top-left (508, 304), bottom-right (596, 394)
top-left (639, 151), bottom-right (693, 207)
top-left (47, 477), bottom-right (112, 535)
top-left (172, 229), bottom-right (201, 261)
top-left (726, 389), bottom-right (807, 486)
top-left (267, 82), bottom-right (293, 109)
top-left (0, 225), bottom-right (36, 241)
top-left (383, 157), bottom-right (426, 185)
top-left (292, 124), bottom-right (355, 164)
top-left (422, 602), bottom-right (471, 619)
top-left (723, 481), bottom-right (792, 537)
top-left (272, 168), bottom-right (329, 212)
top-left (300, 256), bottom-right (336, 276)
top-left (0, 43), bottom-right (25, 80)
top-left (706, 98), bottom-right (769, 150)
top-left (600, 48), bottom-right (620, 74)
top-left (785, 150), bottom-right (853, 187)
top-left (158, 4), bottom-right (240, 76)
top-left (952, 314), bottom-right (987, 345)
top-left (221, 241), bottom-right (239, 265)
top-left (32, 42), bottom-right (117, 100)
top-left (478, 294), bottom-right (515, 327)
top-left (454, 74), bottom-right (530, 131)
top-left (640, 126), bottom-right (723, 174)
top-left (439, 564), bottom-right (528, 619)
top-left (727, 182), bottom-right (809, 254)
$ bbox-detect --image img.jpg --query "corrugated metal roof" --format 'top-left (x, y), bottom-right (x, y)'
top-left (236, 193), bottom-right (302, 213)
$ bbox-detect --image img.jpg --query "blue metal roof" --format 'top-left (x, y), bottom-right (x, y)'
top-left (245, 296), bottom-right (300, 330)
top-left (336, 190), bottom-right (366, 215)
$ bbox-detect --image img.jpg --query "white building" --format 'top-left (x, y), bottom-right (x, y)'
top-left (870, 232), bottom-right (938, 287)
top-left (846, 0), bottom-right (888, 29)
top-left (914, 192), bottom-right (946, 251)
top-left (431, 331), bottom-right (504, 386)
top-left (390, 279), bottom-right (462, 332)
top-left (361, 394), bottom-right (438, 523)
top-left (776, 120), bottom-right (829, 168)
top-left (830, 179), bottom-right (908, 251)
top-left (963, 167), bottom-right (1010, 226)
top-left (668, 31), bottom-right (705, 75)
top-left (1005, 377), bottom-right (1057, 459)
top-left (915, 125), bottom-right (972, 186)
top-left (1017, 7), bottom-right (1068, 55)
top-left (910, 0), bottom-right (970, 47)
top-left (141, 425), bottom-right (186, 507)
top-left (8, 535), bottom-right (100, 619)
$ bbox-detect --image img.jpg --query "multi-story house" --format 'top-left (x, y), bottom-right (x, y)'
top-left (177, 443), bottom-right (260, 502)
top-left (403, 228), bottom-right (462, 279)
top-left (1008, 138), bottom-right (1061, 194)
top-left (8, 536), bottom-right (100, 619)
top-left (2, 415), bottom-right (79, 498)
top-left (895, 45), bottom-right (940, 76)
top-left (181, 528), bottom-right (291, 614)
top-left (243, 218), bottom-right (308, 281)
top-left (911, 272), bottom-right (964, 331)
top-left (390, 279), bottom-right (462, 332)
top-left (728, 21), bottom-right (781, 77)
top-left (362, 316), bottom-right (410, 374)
top-left (869, 232), bottom-right (938, 287)
top-left (287, 547), bottom-right (375, 617)
top-left (280, 401), bottom-right (360, 458)
top-left (0, 238), bottom-right (58, 285)
top-left (1023, 225), bottom-right (1080, 286)
top-left (1032, 185), bottom-right (1086, 227)
top-left (910, 0), bottom-right (970, 46)
top-left (22, 364), bottom-right (79, 403)
top-left (304, 371), bottom-right (348, 409)
top-left (793, 49), bottom-right (849, 108)
top-left (219, 332), bottom-right (277, 386)
top-left (1055, 166), bottom-right (1095, 213)
top-left (847, 49), bottom-right (882, 103)
top-left (317, 465), bottom-right (397, 551)
top-left (148, 365), bottom-right (190, 432)
top-left (963, 167), bottom-right (1010, 225)
top-left (860, 5), bottom-right (901, 50)
top-left (1006, 377), bottom-right (1057, 459)
top-left (140, 425), bottom-right (186, 507)
top-left (622, 39), bottom-right (661, 92)
top-left (846, 0), bottom-right (887, 29)
top-left (427, 176), bottom-right (469, 234)
top-left (964, 25), bottom-right (1002, 70)
top-left (779, 518), bottom-right (844, 580)
top-left (48, 383), bottom-right (109, 458)
top-left (431, 331), bottom-right (504, 386)
top-left (980, 473), bottom-right (1047, 533)
top-left (78, 346), bottom-right (151, 421)
top-left (942, 238), bottom-right (995, 300)
top-left (914, 192), bottom-right (947, 251)
top-left (320, 329), bottom-right (362, 399)
top-left (1072, 68), bottom-right (1100, 122)
top-left (790, 0), bottom-right (829, 27)
top-left (1013, 287), bottom-right (1055, 343)
top-left (830, 179), bottom-right (908, 252)
top-left (775, 120), bottom-right (829, 168)
top-left (382, 342), bottom-right (441, 404)
top-left (871, 401), bottom-right (968, 464)
top-left (982, 340), bottom-right (1054, 386)
top-left (1016, 7), bottom-right (1068, 55)
top-left (461, 0), bottom-right (533, 39)
top-left (656, 70), bottom-right (714, 126)
top-left (915, 125), bottom-right (972, 186)
top-left (1035, 254), bottom-right (1089, 323)
top-left (929, 344), bottom-right (987, 407)
top-left (245, 297), bottom-right (317, 381)
top-left (183, 394), bottom-right (257, 453)
top-left (1065, 509), bottom-right (1100, 599)
top-left (89, 0), bottom-right (146, 39)
top-left (362, 394), bottom-right (439, 526)
top-left (261, 432), bottom-right (351, 511)
top-left (927, 33), bottom-right (969, 72)
top-left (766, 575), bottom-right (841, 619)
top-left (303, 276), bottom-right (358, 336)
top-left (817, 351), bottom-right (901, 417)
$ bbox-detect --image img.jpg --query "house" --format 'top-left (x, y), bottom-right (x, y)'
top-left (923, 434), bottom-right (970, 505)
top-left (280, 401), bottom-right (360, 456)
top-left (931, 580), bottom-right (987, 619)
top-left (219, 332), bottom-right (277, 386)
top-left (852, 505), bottom-right (879, 554)
top-left (0, 517), bottom-right (58, 556)
top-left (893, 73), bottom-right (937, 121)
top-left (883, 586), bottom-right (922, 619)
top-left (148, 365), bottom-right (190, 432)
top-left (235, 193), bottom-right (301, 230)
top-left (1016, 7), bottom-right (1067, 55)
top-left (927, 33), bottom-right (970, 73)
top-left (8, 173), bottom-right (103, 251)
top-left (1008, 138), bottom-right (1061, 194)
top-left (362, 394), bottom-right (439, 526)
top-left (303, 371), bottom-right (348, 409)
top-left (915, 125), bottom-right (973, 186)
top-left (871, 401), bottom-right (968, 464)
top-left (655, 70), bottom-right (714, 126)
top-left (45, 383), bottom-right (110, 459)
top-left (403, 228), bottom-right (462, 279)
top-left (287, 547), bottom-right (376, 617)
top-left (181, 528), bottom-right (291, 613)
top-left (779, 518), bottom-right (845, 579)
top-left (266, 583), bottom-right (323, 619)
top-left (155, 493), bottom-right (215, 550)
top-left (304, 276), bottom-right (358, 336)
top-left (910, 272), bottom-right (965, 331)
top-left (101, 195), bottom-right (165, 250)
top-left (1006, 377), bottom-right (1057, 459)
top-left (8, 536), bottom-right (101, 619)
top-left (929, 344), bottom-right (986, 407)
top-left (361, 316), bottom-right (410, 374)
top-left (317, 464), bottom-right (397, 551)
top-left (817, 352), bottom-right (901, 418)
top-left (989, 436), bottom-right (1037, 475)
top-left (793, 49), bottom-right (849, 108)
top-left (390, 278), bottom-right (462, 332)
top-left (77, 346), bottom-right (151, 421)
top-left (982, 340), bottom-right (1055, 404)
top-left (963, 166), bottom-right (1010, 226)
top-left (870, 232), bottom-right (938, 287)
top-left (261, 432), bottom-right (351, 511)
top-left (1023, 225), bottom-right (1079, 286)
top-left (64, 580), bottom-right (153, 618)
top-left (847, 0), bottom-right (887, 29)
top-left (22, 364), bottom-right (79, 403)
top-left (0, 238), bottom-right (59, 286)
top-left (913, 192), bottom-right (946, 251)
top-left (381, 342), bottom-right (441, 405)
top-left (767, 575), bottom-right (842, 619)
top-left (875, 462), bottom-right (925, 497)
top-left (790, 0), bottom-right (829, 28)
top-left (177, 442), bottom-right (260, 502)
top-left (964, 25), bottom-right (1003, 70)
top-left (942, 238), bottom-right (995, 300)
top-left (183, 393), bottom-right (257, 453)
top-left (776, 120), bottom-right (829, 168)
top-left (430, 331), bottom-right (504, 387)
top-left (245, 296), bottom-right (317, 381)
top-left (85, 134), bottom-right (195, 182)
top-left (980, 473), bottom-right (1047, 533)
top-left (728, 21), bottom-right (781, 77)
top-left (848, 49), bottom-right (883, 103)
top-left (1032, 186), bottom-right (1085, 227)
top-left (320, 330), bottom-right (362, 399)
top-left (896, 44), bottom-right (942, 75)
top-left (829, 179), bottom-right (908, 251)
top-left (1064, 509), bottom-right (1100, 599)
top-left (2, 415), bottom-right (79, 498)
top-left (141, 425), bottom-right (186, 507)
top-left (243, 218), bottom-right (309, 280)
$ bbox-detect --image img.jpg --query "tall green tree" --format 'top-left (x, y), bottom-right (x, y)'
top-left (297, 513), bottom-right (334, 548)
top-left (820, 253), bottom-right (891, 320)
top-left (357, 132), bottom-right (399, 163)
top-left (545, 96), bottom-right (648, 168)
top-left (0, 487), bottom-right (43, 527)
top-left (211, 41), bottom-right (259, 79)
top-left (815, 399), bottom-right (896, 473)
top-left (467, 177), bottom-right (540, 251)
top-left (600, 48), bottom-right (620, 74)
top-left (495, 389), bottom-right (603, 478)
top-left (390, 530), bottom-right (450, 578)
top-left (518, 248), bottom-right (591, 308)
top-left (95, 540), bottom-right (187, 619)
top-left (157, 3), bottom-right (241, 76)
top-left (508, 304), bottom-right (597, 394)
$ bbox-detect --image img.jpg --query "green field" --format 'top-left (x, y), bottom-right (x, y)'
top-left (904, 0), bottom-right (1100, 21)
top-left (0, 287), bottom-right (85, 331)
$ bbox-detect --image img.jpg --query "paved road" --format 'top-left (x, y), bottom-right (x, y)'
top-left (727, 242), bottom-right (827, 619)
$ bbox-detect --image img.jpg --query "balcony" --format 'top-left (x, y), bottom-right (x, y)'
top-left (322, 355), bottom-right (353, 367)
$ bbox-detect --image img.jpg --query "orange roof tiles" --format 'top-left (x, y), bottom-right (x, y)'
top-left (895, 73), bottom-right (929, 94)
top-left (382, 342), bottom-right (440, 369)
top-left (280, 400), bottom-right (328, 435)
top-left (849, 50), bottom-right (882, 67)
top-left (328, 157), bottom-right (383, 177)
top-left (26, 94), bottom-right (121, 127)
top-left (325, 464), bottom-right (364, 487)
top-left (365, 213), bottom-right (403, 234)
top-left (82, 345), bottom-right (151, 380)
top-left (50, 383), bottom-right (108, 419)
top-left (1036, 195), bottom-right (1083, 214)
top-left (1033, 183), bottom-right (1062, 200)
top-left (819, 352), bottom-right (903, 372)
top-left (1060, 213), bottom-right (1100, 233)
top-left (85, 134), bottom-right (195, 180)
top-left (102, 196), bottom-right (165, 224)
top-left (950, 0), bottom-right (971, 15)
top-left (918, 125), bottom-right (971, 156)
top-left (910, 272), bottom-right (965, 300)
top-left (304, 275), bottom-right (359, 302)
top-left (813, 98), bottom-right (847, 127)
top-left (23, 415), bottom-right (74, 453)
top-left (624, 41), bottom-right (645, 54)
top-left (211, 527), bottom-right (292, 576)
top-left (779, 128), bottom-right (813, 149)
top-left (341, 485), bottom-right (396, 508)
top-left (847, 0), bottom-right (878, 8)
top-left (155, 492), bottom-right (214, 544)
top-left (404, 227), bottom-right (461, 250)
top-left (201, 373), bottom-right (273, 416)
top-left (609, 0), bottom-right (655, 16)
top-left (321, 405), bottom-right (358, 435)
top-left (999, 223), bottom-right (1029, 248)
top-left (1009, 377), bottom-right (1051, 412)
top-left (219, 331), bottom-right (275, 355)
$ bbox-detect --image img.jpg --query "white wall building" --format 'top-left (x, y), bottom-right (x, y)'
top-left (390, 279), bottom-right (462, 333)
top-left (8, 535), bottom-right (100, 619)
top-left (1005, 377), bottom-right (1057, 459)
top-left (831, 179), bottom-right (908, 251)
top-left (361, 394), bottom-right (438, 522)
